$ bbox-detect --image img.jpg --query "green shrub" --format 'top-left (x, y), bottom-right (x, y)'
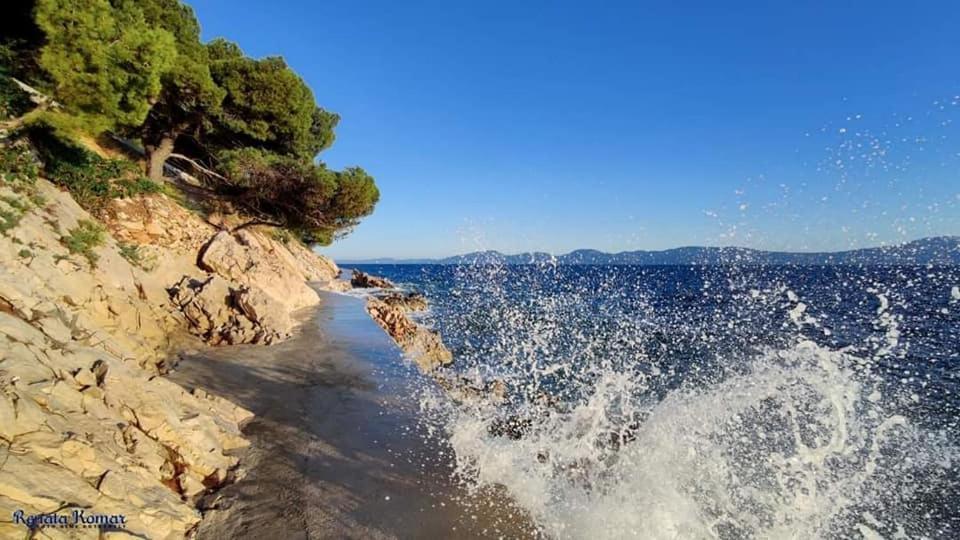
top-left (118, 241), bottom-right (140, 263)
top-left (0, 140), bottom-right (47, 209)
top-left (114, 177), bottom-right (163, 197)
top-left (17, 248), bottom-right (32, 259)
top-left (0, 74), bottom-right (33, 120)
top-left (0, 195), bottom-right (29, 213)
top-left (24, 120), bottom-right (153, 213)
top-left (117, 241), bottom-right (154, 270)
top-left (0, 207), bottom-right (23, 234)
top-left (62, 219), bottom-right (105, 266)
top-left (0, 194), bottom-right (29, 234)
top-left (270, 227), bottom-right (292, 244)
top-left (0, 141), bottom-right (41, 195)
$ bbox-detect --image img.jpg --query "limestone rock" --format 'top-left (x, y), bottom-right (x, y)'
top-left (0, 137), bottom-right (350, 538)
top-left (0, 161), bottom-right (254, 539)
top-left (0, 312), bottom-right (251, 540)
top-left (198, 230), bottom-right (319, 314)
top-left (105, 194), bottom-right (215, 254)
top-left (167, 275), bottom-right (287, 345)
top-left (323, 279), bottom-right (353, 293)
top-left (377, 291), bottom-right (429, 312)
top-left (351, 270), bottom-right (395, 289)
top-left (365, 298), bottom-right (452, 372)
top-left (282, 235), bottom-right (340, 283)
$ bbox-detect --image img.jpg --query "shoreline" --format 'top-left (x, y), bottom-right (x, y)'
top-left (169, 290), bottom-right (535, 538)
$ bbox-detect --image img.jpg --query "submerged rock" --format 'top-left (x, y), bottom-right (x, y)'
top-left (434, 373), bottom-right (509, 404)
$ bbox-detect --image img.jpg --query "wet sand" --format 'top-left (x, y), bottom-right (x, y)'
top-left (169, 291), bottom-right (535, 539)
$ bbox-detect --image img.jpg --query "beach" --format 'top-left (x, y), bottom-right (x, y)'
top-left (169, 291), bottom-right (534, 539)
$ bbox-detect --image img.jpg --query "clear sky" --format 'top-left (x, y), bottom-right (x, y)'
top-left (188, 1), bottom-right (960, 259)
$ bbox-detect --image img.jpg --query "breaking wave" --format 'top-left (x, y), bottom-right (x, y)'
top-left (404, 262), bottom-right (960, 539)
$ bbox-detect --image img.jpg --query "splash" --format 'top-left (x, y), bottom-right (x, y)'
top-left (411, 262), bottom-right (959, 539)
top-left (443, 342), bottom-right (954, 539)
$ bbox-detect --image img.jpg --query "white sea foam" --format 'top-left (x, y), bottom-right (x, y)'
top-left (419, 265), bottom-right (958, 539)
top-left (435, 340), bottom-right (954, 539)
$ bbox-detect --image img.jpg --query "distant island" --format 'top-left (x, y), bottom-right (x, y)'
top-left (341, 236), bottom-right (960, 266)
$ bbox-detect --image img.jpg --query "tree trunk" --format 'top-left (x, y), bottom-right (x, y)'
top-left (145, 135), bottom-right (175, 181)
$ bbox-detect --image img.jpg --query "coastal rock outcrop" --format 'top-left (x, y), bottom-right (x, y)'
top-left (104, 194), bottom-right (343, 344)
top-left (0, 151), bottom-right (342, 537)
top-left (0, 176), bottom-right (260, 538)
top-left (167, 275), bottom-right (290, 345)
top-left (351, 269), bottom-right (394, 288)
top-left (365, 297), bottom-right (452, 372)
top-left (199, 230), bottom-right (320, 314)
top-left (377, 291), bottom-right (429, 312)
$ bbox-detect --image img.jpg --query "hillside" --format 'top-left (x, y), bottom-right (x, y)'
top-left (0, 133), bottom-right (346, 538)
top-left (341, 236), bottom-right (960, 266)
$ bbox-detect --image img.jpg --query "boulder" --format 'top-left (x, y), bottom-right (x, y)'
top-left (351, 270), bottom-right (394, 289)
top-left (198, 230), bottom-right (320, 314)
top-left (167, 275), bottom-right (288, 345)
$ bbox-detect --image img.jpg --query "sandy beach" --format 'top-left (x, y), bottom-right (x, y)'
top-left (168, 291), bottom-right (534, 539)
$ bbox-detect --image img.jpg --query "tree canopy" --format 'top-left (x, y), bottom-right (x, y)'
top-left (2, 0), bottom-right (378, 245)
top-left (218, 148), bottom-right (378, 245)
top-left (35, 0), bottom-right (177, 130)
top-left (206, 44), bottom-right (339, 160)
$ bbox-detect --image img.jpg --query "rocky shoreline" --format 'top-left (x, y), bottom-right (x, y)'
top-left (165, 292), bottom-right (536, 539)
top-left (0, 132), bottom-right (463, 538)
top-left (0, 162), bottom-right (348, 537)
top-left (347, 269), bottom-right (454, 373)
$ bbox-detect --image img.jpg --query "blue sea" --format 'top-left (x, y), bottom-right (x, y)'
top-left (352, 262), bottom-right (960, 539)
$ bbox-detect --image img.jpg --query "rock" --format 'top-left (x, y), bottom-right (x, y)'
top-left (365, 298), bottom-right (452, 372)
top-left (167, 275), bottom-right (286, 345)
top-left (72, 367), bottom-right (98, 388)
top-left (0, 311), bottom-right (251, 540)
top-left (0, 139), bottom-right (349, 539)
top-left (324, 279), bottom-right (353, 293)
top-left (198, 230), bottom-right (320, 316)
top-left (105, 194), bottom-right (215, 253)
top-left (282, 236), bottom-right (340, 283)
top-left (434, 374), bottom-right (509, 404)
top-left (351, 270), bottom-right (394, 289)
top-left (377, 291), bottom-right (429, 312)
top-left (105, 195), bottom-right (344, 346)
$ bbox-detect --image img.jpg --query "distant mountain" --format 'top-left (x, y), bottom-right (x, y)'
top-left (337, 236), bottom-right (960, 266)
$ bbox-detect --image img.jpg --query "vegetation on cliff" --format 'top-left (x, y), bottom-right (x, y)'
top-left (1, 0), bottom-right (378, 245)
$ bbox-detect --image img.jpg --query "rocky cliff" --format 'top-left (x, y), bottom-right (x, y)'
top-left (0, 143), bottom-right (343, 538)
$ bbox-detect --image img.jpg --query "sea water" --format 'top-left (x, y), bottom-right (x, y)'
top-left (354, 262), bottom-right (959, 539)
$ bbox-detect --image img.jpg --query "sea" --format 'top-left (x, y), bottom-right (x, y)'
top-left (351, 262), bottom-right (960, 539)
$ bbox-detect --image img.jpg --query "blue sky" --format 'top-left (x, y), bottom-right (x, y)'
top-left (189, 1), bottom-right (960, 259)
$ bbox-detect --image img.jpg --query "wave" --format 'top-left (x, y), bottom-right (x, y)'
top-left (414, 264), bottom-right (959, 539)
top-left (440, 341), bottom-right (954, 538)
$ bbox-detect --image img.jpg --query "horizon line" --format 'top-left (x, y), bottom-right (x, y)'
top-left (331, 234), bottom-right (959, 263)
